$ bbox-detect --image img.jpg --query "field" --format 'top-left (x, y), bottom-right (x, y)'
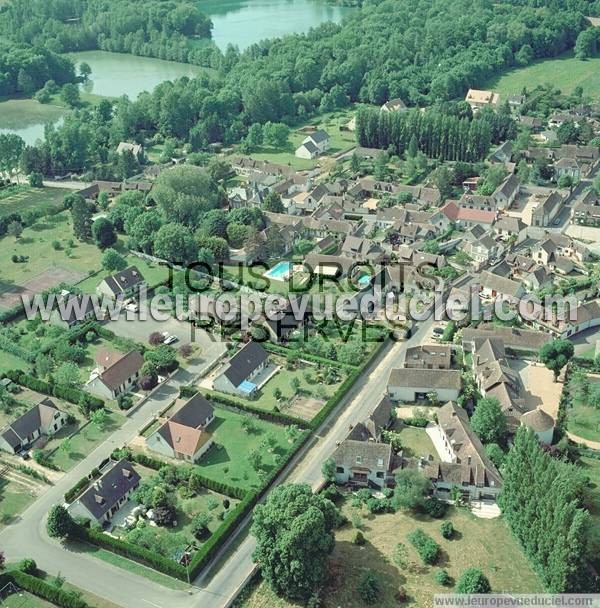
top-left (485, 52), bottom-right (600, 99)
top-left (0, 477), bottom-right (37, 529)
top-left (1, 592), bottom-right (54, 608)
top-left (240, 500), bottom-right (543, 608)
top-left (0, 185), bottom-right (71, 219)
top-left (0, 212), bottom-right (168, 309)
top-left (239, 108), bottom-right (357, 171)
top-left (567, 398), bottom-right (600, 442)
top-left (44, 410), bottom-right (126, 471)
top-left (198, 406), bottom-right (294, 491)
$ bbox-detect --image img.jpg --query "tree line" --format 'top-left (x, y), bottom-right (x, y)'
top-left (355, 106), bottom-right (494, 163)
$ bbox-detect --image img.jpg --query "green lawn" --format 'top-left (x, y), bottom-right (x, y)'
top-left (46, 411), bottom-right (126, 471)
top-left (234, 107), bottom-right (357, 171)
top-left (567, 397), bottom-right (600, 442)
top-left (578, 455), bottom-right (600, 571)
top-left (0, 478), bottom-right (36, 529)
top-left (75, 257), bottom-right (169, 293)
top-left (485, 52), bottom-right (600, 98)
top-left (0, 350), bottom-right (29, 373)
top-left (241, 499), bottom-right (543, 608)
top-left (391, 424), bottom-right (439, 462)
top-left (1, 592), bottom-right (54, 607)
top-left (0, 185), bottom-right (71, 219)
top-left (199, 406), bottom-right (293, 491)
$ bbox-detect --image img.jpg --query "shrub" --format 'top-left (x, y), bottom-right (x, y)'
top-left (440, 521), bottom-right (454, 539)
top-left (10, 570), bottom-right (90, 608)
top-left (357, 570), bottom-right (380, 604)
top-left (408, 529), bottom-right (440, 565)
top-left (17, 558), bottom-right (37, 575)
top-left (436, 569), bottom-right (451, 586)
top-left (353, 530), bottom-right (365, 545)
top-left (422, 497), bottom-right (447, 519)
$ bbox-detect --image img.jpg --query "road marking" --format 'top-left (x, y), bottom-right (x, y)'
top-left (141, 600), bottom-right (163, 608)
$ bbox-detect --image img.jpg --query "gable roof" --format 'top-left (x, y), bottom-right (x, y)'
top-left (1, 398), bottom-right (61, 448)
top-left (388, 368), bottom-right (462, 391)
top-left (100, 266), bottom-right (145, 297)
top-left (98, 351), bottom-right (144, 391)
top-left (332, 439), bottom-right (393, 472)
top-left (171, 393), bottom-right (214, 428)
top-left (223, 341), bottom-right (269, 388)
top-left (307, 129), bottom-right (330, 144)
top-left (76, 459), bottom-right (140, 520)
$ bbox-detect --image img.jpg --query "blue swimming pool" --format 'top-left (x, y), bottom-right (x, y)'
top-left (263, 261), bottom-right (293, 281)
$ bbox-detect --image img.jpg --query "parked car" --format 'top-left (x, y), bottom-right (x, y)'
top-left (161, 332), bottom-right (178, 345)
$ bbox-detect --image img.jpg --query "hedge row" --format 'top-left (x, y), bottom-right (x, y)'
top-left (64, 467), bottom-right (101, 503)
top-left (310, 338), bottom-right (390, 430)
top-left (127, 451), bottom-right (247, 500)
top-left (186, 429), bottom-right (311, 579)
top-left (0, 329), bottom-right (36, 363)
top-left (72, 524), bottom-right (187, 579)
top-left (8, 570), bottom-right (91, 608)
top-left (262, 342), bottom-right (358, 370)
top-left (84, 430), bottom-right (310, 582)
top-left (2, 369), bottom-right (104, 409)
top-left (200, 389), bottom-right (309, 428)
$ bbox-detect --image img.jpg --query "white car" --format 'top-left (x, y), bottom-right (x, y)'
top-left (161, 332), bottom-right (178, 345)
top-left (124, 302), bottom-right (139, 312)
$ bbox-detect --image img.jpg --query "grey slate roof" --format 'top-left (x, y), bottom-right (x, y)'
top-left (101, 266), bottom-right (144, 297)
top-left (223, 341), bottom-right (269, 388)
top-left (77, 459), bottom-right (140, 520)
top-left (332, 439), bottom-right (393, 473)
top-left (388, 368), bottom-right (462, 391)
top-left (170, 393), bottom-right (214, 428)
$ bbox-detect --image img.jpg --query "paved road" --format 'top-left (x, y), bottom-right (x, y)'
top-left (0, 318), bottom-right (433, 608)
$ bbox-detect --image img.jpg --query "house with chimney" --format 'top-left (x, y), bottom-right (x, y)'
top-left (423, 402), bottom-right (502, 502)
top-left (68, 459), bottom-right (141, 524)
top-left (0, 398), bottom-right (68, 455)
top-left (96, 266), bottom-right (146, 301)
top-left (86, 348), bottom-right (144, 400)
top-left (147, 393), bottom-right (215, 462)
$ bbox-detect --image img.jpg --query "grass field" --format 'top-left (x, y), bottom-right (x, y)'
top-left (199, 406), bottom-right (293, 491)
top-left (240, 502), bottom-right (543, 608)
top-left (567, 398), bottom-right (600, 442)
top-left (485, 52), bottom-right (600, 99)
top-left (46, 411), bottom-right (126, 471)
top-left (0, 185), bottom-right (71, 219)
top-left (391, 424), bottom-right (439, 462)
top-left (237, 108), bottom-right (357, 171)
top-left (0, 478), bottom-right (36, 529)
top-left (2, 591), bottom-right (54, 607)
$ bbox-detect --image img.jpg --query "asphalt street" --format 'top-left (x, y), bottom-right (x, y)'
top-left (0, 316), bottom-right (433, 608)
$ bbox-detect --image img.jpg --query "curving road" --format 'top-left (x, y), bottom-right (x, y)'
top-left (0, 317), bottom-right (433, 608)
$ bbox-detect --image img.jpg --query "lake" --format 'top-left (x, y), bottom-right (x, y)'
top-left (1, 0), bottom-right (355, 143)
top-left (202, 0), bottom-right (354, 50)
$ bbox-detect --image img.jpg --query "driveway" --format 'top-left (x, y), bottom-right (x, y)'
top-left (106, 303), bottom-right (227, 379)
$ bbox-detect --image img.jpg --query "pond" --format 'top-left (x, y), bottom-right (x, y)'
top-left (0, 99), bottom-right (65, 146)
top-left (202, 0), bottom-right (354, 50)
top-left (69, 51), bottom-right (207, 99)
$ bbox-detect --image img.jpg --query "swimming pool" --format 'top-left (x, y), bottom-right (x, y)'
top-left (263, 261), bottom-right (293, 281)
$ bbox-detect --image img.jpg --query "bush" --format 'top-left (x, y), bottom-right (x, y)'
top-left (10, 570), bottom-right (90, 608)
top-left (440, 521), bottom-right (454, 539)
top-left (357, 570), bottom-right (380, 604)
top-left (17, 558), bottom-right (37, 575)
top-left (422, 497), bottom-right (447, 518)
top-left (408, 529), bottom-right (440, 565)
top-left (353, 530), bottom-right (366, 545)
top-left (436, 569), bottom-right (451, 586)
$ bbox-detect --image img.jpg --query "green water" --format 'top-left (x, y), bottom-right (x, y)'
top-left (1, 0), bottom-right (355, 143)
top-left (202, 0), bottom-right (354, 50)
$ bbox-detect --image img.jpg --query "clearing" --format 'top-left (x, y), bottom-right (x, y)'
top-left (485, 52), bottom-right (600, 98)
top-left (240, 500), bottom-right (543, 608)
top-left (0, 185), bottom-right (71, 219)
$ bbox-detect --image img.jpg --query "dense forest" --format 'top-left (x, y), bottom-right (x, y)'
top-left (0, 40), bottom-right (76, 97)
top-left (0, 0), bottom-right (216, 67)
top-left (7, 0), bottom-right (600, 175)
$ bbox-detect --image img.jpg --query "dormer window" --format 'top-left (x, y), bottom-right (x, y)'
top-left (356, 456), bottom-right (362, 465)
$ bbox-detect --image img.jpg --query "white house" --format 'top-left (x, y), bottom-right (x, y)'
top-left (0, 398), bottom-right (68, 455)
top-left (147, 393), bottom-right (215, 462)
top-left (387, 368), bottom-right (462, 402)
top-left (295, 130), bottom-right (330, 159)
top-left (96, 266), bottom-right (146, 301)
top-left (68, 459), bottom-right (140, 524)
top-left (86, 349), bottom-right (144, 400)
top-left (213, 341), bottom-right (270, 397)
top-left (332, 439), bottom-right (395, 488)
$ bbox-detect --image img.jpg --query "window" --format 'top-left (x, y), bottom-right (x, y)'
top-left (356, 456), bottom-right (362, 465)
top-left (377, 458), bottom-right (384, 467)
top-left (376, 472), bottom-right (384, 478)
top-left (336, 466), bottom-right (344, 474)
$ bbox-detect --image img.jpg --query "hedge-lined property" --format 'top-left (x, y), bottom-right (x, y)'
top-left (2, 570), bottom-right (91, 608)
top-left (64, 467), bottom-right (101, 503)
top-left (1, 369), bottom-right (104, 409)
